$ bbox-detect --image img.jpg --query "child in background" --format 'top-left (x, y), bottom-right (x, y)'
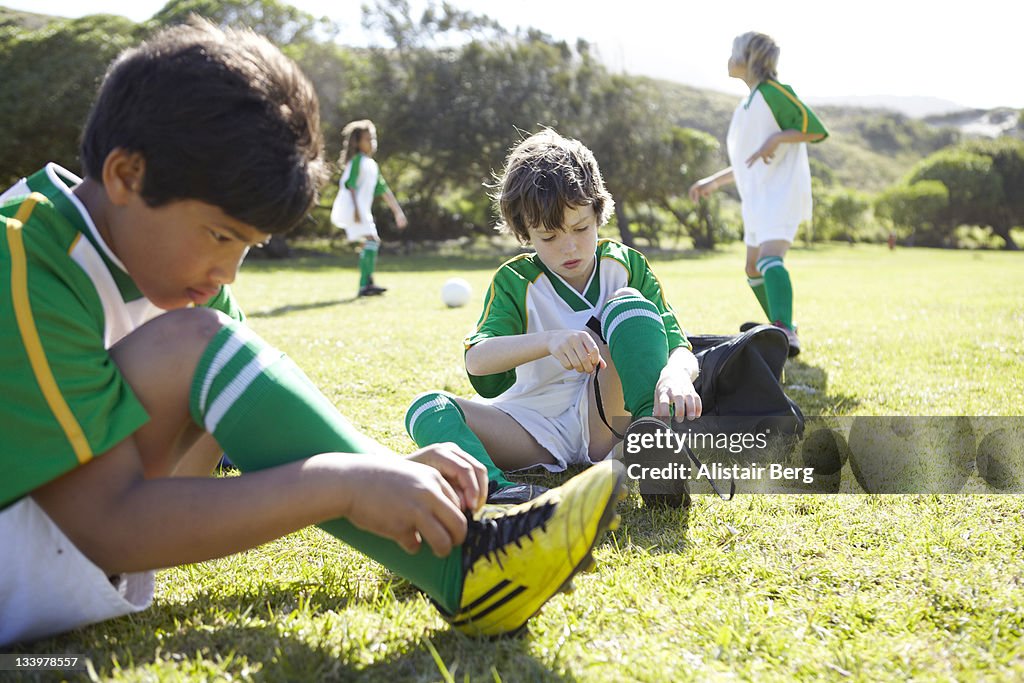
top-left (0, 21), bottom-right (623, 646)
top-left (330, 119), bottom-right (408, 297)
top-left (689, 31), bottom-right (828, 357)
top-left (406, 130), bottom-right (701, 508)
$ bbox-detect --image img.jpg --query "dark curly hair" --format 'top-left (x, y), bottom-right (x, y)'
top-left (80, 18), bottom-right (328, 234)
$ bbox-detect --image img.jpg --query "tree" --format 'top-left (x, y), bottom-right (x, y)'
top-left (874, 180), bottom-right (949, 245)
top-left (907, 141), bottom-right (1023, 249)
top-left (813, 185), bottom-right (872, 242)
top-left (151, 0), bottom-right (337, 45)
top-left (0, 15), bottom-right (142, 185)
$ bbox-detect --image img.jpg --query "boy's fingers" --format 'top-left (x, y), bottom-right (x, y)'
top-left (416, 515), bottom-right (456, 557)
top-left (424, 495), bottom-right (469, 553)
top-left (653, 387), bottom-right (672, 416)
top-left (426, 446), bottom-right (485, 511)
top-left (397, 530), bottom-right (423, 555)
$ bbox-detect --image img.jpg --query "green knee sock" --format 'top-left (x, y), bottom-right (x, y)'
top-left (359, 241), bottom-right (379, 288)
top-left (747, 276), bottom-right (771, 319)
top-left (600, 293), bottom-right (669, 419)
top-left (757, 255), bottom-right (794, 330)
top-left (189, 319), bottom-right (463, 612)
top-left (405, 392), bottom-right (512, 488)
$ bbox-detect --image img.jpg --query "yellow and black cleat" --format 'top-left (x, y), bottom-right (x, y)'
top-left (441, 460), bottom-right (627, 637)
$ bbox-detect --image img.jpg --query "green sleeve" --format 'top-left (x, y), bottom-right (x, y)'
top-left (463, 267), bottom-right (527, 398)
top-left (625, 248), bottom-right (691, 351)
top-left (343, 154), bottom-right (362, 190)
top-left (760, 81), bottom-right (829, 140)
top-left (203, 284), bottom-right (245, 322)
top-left (374, 174), bottom-right (390, 197)
top-left (1, 210), bottom-right (149, 507)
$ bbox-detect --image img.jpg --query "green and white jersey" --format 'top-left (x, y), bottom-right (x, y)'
top-left (726, 80), bottom-right (829, 236)
top-left (0, 164), bottom-right (244, 508)
top-left (329, 153), bottom-right (389, 232)
top-left (465, 239), bottom-right (689, 416)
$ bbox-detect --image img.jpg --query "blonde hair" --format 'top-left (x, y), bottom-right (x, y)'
top-left (339, 119), bottom-right (376, 166)
top-left (732, 32), bottom-right (780, 83)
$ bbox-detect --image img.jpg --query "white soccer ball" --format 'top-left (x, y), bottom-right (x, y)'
top-left (441, 277), bottom-right (472, 308)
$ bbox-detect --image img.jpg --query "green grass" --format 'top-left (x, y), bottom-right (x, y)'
top-left (9, 243), bottom-right (1024, 682)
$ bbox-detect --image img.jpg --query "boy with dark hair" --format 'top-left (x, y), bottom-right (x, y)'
top-left (406, 129), bottom-right (700, 507)
top-left (0, 21), bottom-right (624, 646)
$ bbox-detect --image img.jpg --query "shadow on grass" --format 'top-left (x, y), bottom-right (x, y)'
top-left (247, 297), bottom-right (360, 318)
top-left (783, 358), bottom-right (861, 416)
top-left (243, 251), bottom-right (514, 274)
top-left (13, 584), bottom-right (580, 683)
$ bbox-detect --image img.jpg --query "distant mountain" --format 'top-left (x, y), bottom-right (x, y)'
top-left (0, 5), bottom-right (56, 30)
top-left (924, 108), bottom-right (1023, 139)
top-left (806, 95), bottom-right (969, 119)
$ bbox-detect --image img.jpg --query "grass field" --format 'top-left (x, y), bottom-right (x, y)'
top-left (9, 243), bottom-right (1024, 682)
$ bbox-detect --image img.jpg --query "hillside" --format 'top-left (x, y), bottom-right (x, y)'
top-left (0, 5), bottom-right (57, 30)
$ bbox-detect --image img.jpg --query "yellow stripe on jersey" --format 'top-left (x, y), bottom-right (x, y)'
top-left (765, 80), bottom-right (808, 133)
top-left (7, 193), bottom-right (94, 464)
top-left (67, 231), bottom-right (81, 255)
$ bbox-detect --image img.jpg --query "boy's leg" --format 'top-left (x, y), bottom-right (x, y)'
top-left (358, 238), bottom-right (379, 290)
top-left (599, 289), bottom-right (689, 508)
top-left (406, 392), bottom-right (557, 485)
top-left (600, 288), bottom-right (669, 419)
top-left (745, 245), bottom-right (772, 320)
top-left (100, 309), bottom-right (624, 634)
top-left (756, 240), bottom-right (794, 331)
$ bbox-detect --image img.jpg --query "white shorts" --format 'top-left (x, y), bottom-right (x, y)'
top-left (0, 497), bottom-right (155, 647)
top-left (342, 222), bottom-right (379, 242)
top-left (485, 380), bottom-right (607, 473)
top-left (330, 193), bottom-right (379, 241)
top-left (744, 221), bottom-right (799, 248)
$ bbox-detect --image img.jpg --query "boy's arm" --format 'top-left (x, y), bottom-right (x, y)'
top-left (745, 130), bottom-right (826, 167)
top-left (466, 330), bottom-right (604, 376)
top-left (381, 190), bottom-right (408, 229)
top-left (689, 167), bottom-right (735, 202)
top-left (31, 436), bottom-right (485, 572)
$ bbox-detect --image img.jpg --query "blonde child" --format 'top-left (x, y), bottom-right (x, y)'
top-left (330, 120), bottom-right (408, 296)
top-left (689, 31), bottom-right (828, 356)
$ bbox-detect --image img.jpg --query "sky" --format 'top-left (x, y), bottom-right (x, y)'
top-left (4, 0), bottom-right (1018, 111)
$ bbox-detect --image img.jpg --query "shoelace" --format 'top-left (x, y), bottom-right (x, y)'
top-left (463, 500), bottom-right (557, 571)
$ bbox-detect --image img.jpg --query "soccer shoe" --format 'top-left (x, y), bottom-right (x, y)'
top-left (772, 321), bottom-right (800, 358)
top-left (486, 480), bottom-right (549, 505)
top-left (739, 321), bottom-right (762, 332)
top-left (357, 284), bottom-right (387, 297)
top-left (443, 460), bottom-right (627, 637)
top-left (625, 417), bottom-right (692, 510)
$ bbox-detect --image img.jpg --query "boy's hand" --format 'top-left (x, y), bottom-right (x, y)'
top-left (746, 133), bottom-right (782, 167)
top-left (407, 442), bottom-right (487, 513)
top-left (339, 456), bottom-right (471, 557)
top-left (547, 330), bottom-right (606, 374)
top-left (688, 178), bottom-right (716, 202)
top-left (653, 368), bottom-right (702, 420)
top-left (395, 211), bottom-right (408, 229)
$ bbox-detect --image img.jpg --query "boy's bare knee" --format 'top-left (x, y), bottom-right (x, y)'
top-left (141, 307), bottom-right (228, 349)
top-left (112, 308), bottom-right (235, 377)
top-left (746, 266), bottom-right (761, 278)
